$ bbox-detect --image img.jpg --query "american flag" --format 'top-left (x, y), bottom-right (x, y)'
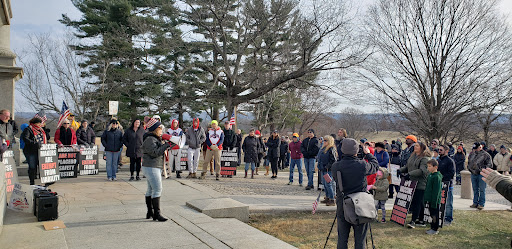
top-left (312, 191), bottom-right (322, 214)
top-left (56, 101), bottom-right (71, 128)
top-left (228, 109), bottom-right (236, 125)
top-left (34, 110), bottom-right (47, 123)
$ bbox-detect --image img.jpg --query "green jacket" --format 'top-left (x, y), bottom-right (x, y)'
top-left (399, 153), bottom-right (429, 190)
top-left (424, 171), bottom-right (443, 207)
top-left (373, 167), bottom-right (390, 201)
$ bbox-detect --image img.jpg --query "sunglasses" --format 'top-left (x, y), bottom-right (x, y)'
top-left (63, 123), bottom-right (70, 125)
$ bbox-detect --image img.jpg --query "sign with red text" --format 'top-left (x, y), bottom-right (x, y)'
top-left (220, 148), bottom-right (238, 176)
top-left (3, 150), bottom-right (19, 192)
top-left (38, 144), bottom-right (60, 184)
top-left (79, 145), bottom-right (99, 175)
top-left (423, 181), bottom-right (450, 228)
top-left (390, 178), bottom-right (417, 226)
top-left (58, 146), bottom-right (79, 178)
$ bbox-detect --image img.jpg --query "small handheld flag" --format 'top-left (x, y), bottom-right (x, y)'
top-left (312, 191), bottom-right (322, 214)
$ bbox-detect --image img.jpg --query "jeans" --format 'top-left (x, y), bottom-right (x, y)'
top-left (445, 186), bottom-right (454, 222)
top-left (105, 151), bottom-right (121, 179)
top-left (142, 166), bottom-right (162, 198)
top-left (26, 152), bottom-right (39, 185)
top-left (375, 200), bottom-right (386, 219)
top-left (187, 148), bottom-right (201, 173)
top-left (304, 158), bottom-right (316, 187)
top-left (245, 162), bottom-right (255, 171)
top-left (289, 159), bottom-right (303, 184)
top-left (337, 204), bottom-right (368, 249)
top-left (471, 174), bottom-right (486, 206)
top-left (322, 171), bottom-right (334, 199)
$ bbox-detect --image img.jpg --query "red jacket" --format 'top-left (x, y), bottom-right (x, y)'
top-left (366, 146), bottom-right (376, 185)
top-left (54, 128), bottom-right (77, 145)
top-left (289, 141), bottom-right (303, 159)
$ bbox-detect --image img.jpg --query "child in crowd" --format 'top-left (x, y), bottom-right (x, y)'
top-left (371, 167), bottom-right (389, 223)
top-left (424, 159), bottom-right (443, 235)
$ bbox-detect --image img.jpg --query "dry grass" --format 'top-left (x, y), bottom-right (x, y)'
top-left (249, 210), bottom-right (512, 249)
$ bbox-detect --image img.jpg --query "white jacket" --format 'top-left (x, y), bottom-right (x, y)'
top-left (493, 152), bottom-right (512, 172)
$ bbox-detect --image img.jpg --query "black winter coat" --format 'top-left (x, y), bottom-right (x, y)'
top-left (21, 127), bottom-right (41, 155)
top-left (76, 126), bottom-right (95, 145)
top-left (301, 137), bottom-right (319, 159)
top-left (101, 128), bottom-right (123, 152)
top-left (223, 129), bottom-right (236, 149)
top-left (390, 151), bottom-right (402, 165)
top-left (453, 152), bottom-right (466, 172)
top-left (317, 147), bottom-right (337, 172)
top-left (123, 127), bottom-right (145, 158)
top-left (279, 141), bottom-right (289, 157)
top-left (242, 135), bottom-right (259, 163)
top-left (266, 136), bottom-right (280, 159)
top-left (235, 133), bottom-right (242, 148)
top-left (437, 155), bottom-right (456, 185)
top-left (332, 154), bottom-right (379, 198)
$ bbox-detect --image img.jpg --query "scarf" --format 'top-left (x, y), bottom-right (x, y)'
top-left (59, 126), bottom-right (73, 145)
top-left (30, 124), bottom-right (47, 144)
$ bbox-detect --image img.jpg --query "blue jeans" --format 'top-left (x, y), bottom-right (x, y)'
top-left (322, 171), bottom-right (334, 199)
top-left (142, 166), bottom-right (162, 198)
top-left (289, 159), bottom-right (303, 184)
top-left (245, 162), bottom-right (255, 171)
top-left (304, 158), bottom-right (316, 187)
top-left (105, 151), bottom-right (121, 179)
top-left (471, 174), bottom-right (486, 206)
top-left (445, 186), bottom-right (454, 222)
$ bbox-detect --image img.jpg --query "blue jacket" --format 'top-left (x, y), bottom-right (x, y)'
top-left (19, 123), bottom-right (29, 149)
top-left (317, 147), bottom-right (336, 172)
top-left (101, 128), bottom-right (123, 152)
top-left (374, 150), bottom-right (389, 168)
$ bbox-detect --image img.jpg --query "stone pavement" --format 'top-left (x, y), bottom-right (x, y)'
top-left (0, 171), bottom-right (296, 249)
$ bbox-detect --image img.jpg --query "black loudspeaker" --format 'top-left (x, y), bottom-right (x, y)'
top-left (33, 189), bottom-right (58, 221)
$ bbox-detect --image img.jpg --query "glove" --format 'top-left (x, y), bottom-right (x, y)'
top-left (161, 134), bottom-right (171, 141)
top-left (402, 173), bottom-right (410, 179)
top-left (5, 140), bottom-right (10, 147)
top-left (396, 169), bottom-right (401, 178)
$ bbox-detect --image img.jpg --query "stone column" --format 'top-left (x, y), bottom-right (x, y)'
top-left (460, 170), bottom-right (472, 199)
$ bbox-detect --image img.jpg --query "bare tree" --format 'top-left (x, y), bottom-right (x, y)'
top-left (16, 33), bottom-right (90, 119)
top-left (359, 0), bottom-right (512, 141)
top-left (337, 107), bottom-right (370, 139)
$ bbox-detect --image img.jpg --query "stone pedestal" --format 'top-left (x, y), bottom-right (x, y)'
top-left (460, 170), bottom-right (472, 199)
top-left (186, 198), bottom-right (250, 222)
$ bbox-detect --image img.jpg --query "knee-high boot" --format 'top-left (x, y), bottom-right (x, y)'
top-left (145, 196), bottom-right (153, 219)
top-left (28, 169), bottom-right (36, 185)
top-left (151, 197), bottom-right (168, 222)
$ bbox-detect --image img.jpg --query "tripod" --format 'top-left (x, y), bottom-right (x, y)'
top-left (323, 214), bottom-right (375, 249)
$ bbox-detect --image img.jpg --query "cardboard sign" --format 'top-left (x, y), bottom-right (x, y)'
top-left (39, 144), bottom-right (60, 184)
top-left (43, 220), bottom-right (66, 230)
top-left (79, 145), bottom-right (99, 175)
top-left (8, 183), bottom-right (34, 213)
top-left (390, 178), bottom-right (417, 226)
top-left (220, 148), bottom-right (238, 176)
top-left (180, 145), bottom-right (189, 171)
top-left (109, 101), bottom-right (119, 115)
top-left (57, 146), bottom-right (79, 178)
top-left (423, 181), bottom-right (450, 228)
top-left (3, 150), bottom-right (19, 192)
top-left (389, 164), bottom-right (401, 185)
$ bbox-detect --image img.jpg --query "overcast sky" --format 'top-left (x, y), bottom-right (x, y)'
top-left (9, 0), bottom-right (512, 113)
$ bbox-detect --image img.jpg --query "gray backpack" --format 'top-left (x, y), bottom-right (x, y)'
top-left (337, 171), bottom-right (377, 225)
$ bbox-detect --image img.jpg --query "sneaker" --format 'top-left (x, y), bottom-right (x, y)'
top-left (129, 176), bottom-right (134, 181)
top-left (416, 221), bottom-right (426, 227)
top-left (444, 220), bottom-right (452, 226)
top-left (299, 183), bottom-right (303, 187)
top-left (407, 221), bottom-right (416, 229)
top-left (216, 174), bottom-right (219, 181)
top-left (305, 185), bottom-right (312, 190)
top-left (381, 218), bottom-right (386, 223)
top-left (426, 229), bottom-right (439, 235)
top-left (477, 205), bottom-right (484, 210)
top-left (108, 178), bottom-right (112, 181)
top-left (113, 178), bottom-right (117, 181)
top-left (470, 204), bottom-right (478, 208)
top-left (287, 182), bottom-right (293, 185)
top-left (136, 176), bottom-right (141, 181)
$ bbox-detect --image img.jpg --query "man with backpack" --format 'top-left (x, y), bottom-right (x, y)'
top-left (332, 138), bottom-right (379, 249)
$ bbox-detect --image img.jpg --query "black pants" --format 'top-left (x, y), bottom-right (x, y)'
top-left (410, 189), bottom-right (425, 222)
top-left (389, 184), bottom-right (400, 197)
top-left (429, 206), bottom-right (440, 231)
top-left (130, 157), bottom-right (142, 176)
top-left (337, 206), bottom-right (368, 249)
top-left (278, 156), bottom-right (286, 169)
top-left (270, 157), bottom-right (279, 175)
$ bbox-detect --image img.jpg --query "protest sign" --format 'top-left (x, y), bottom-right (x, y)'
top-left (390, 178), bottom-right (417, 226)
top-left (3, 150), bottom-right (19, 192)
top-left (8, 183), bottom-right (34, 213)
top-left (179, 146), bottom-right (189, 171)
top-left (57, 146), bottom-right (79, 178)
top-left (79, 145), bottom-right (99, 175)
top-left (39, 144), bottom-right (60, 184)
top-left (389, 164), bottom-right (401, 185)
top-left (423, 181), bottom-right (450, 228)
top-left (220, 148), bottom-right (238, 176)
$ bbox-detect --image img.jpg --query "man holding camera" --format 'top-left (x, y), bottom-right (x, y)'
top-left (332, 138), bottom-right (379, 249)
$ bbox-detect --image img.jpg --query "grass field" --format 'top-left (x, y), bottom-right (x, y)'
top-left (249, 210), bottom-right (512, 249)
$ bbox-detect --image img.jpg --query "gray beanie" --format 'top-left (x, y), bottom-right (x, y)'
top-left (341, 138), bottom-right (359, 155)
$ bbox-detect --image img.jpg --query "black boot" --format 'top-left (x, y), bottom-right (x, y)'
top-left (28, 169), bottom-right (36, 185)
top-left (145, 196), bottom-right (153, 219)
top-left (151, 197), bottom-right (168, 222)
top-left (176, 171), bottom-right (182, 178)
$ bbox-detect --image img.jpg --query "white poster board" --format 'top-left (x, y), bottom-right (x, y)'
top-left (8, 183), bottom-right (34, 213)
top-left (109, 101), bottom-right (119, 115)
top-left (390, 164), bottom-right (401, 185)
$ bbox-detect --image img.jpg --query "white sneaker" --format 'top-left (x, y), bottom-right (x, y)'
top-left (108, 178), bottom-right (112, 181)
top-left (426, 229), bottom-right (439, 235)
top-left (113, 178), bottom-right (117, 181)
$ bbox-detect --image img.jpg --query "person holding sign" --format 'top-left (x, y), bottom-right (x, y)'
top-left (398, 142), bottom-right (429, 229)
top-left (54, 120), bottom-right (77, 147)
top-left (101, 119), bottom-right (124, 181)
top-left (424, 159), bottom-right (443, 235)
top-left (167, 119), bottom-right (184, 178)
top-left (76, 120), bottom-right (96, 146)
top-left (142, 118), bottom-right (171, 222)
top-left (437, 145), bottom-right (456, 225)
top-left (21, 117), bottom-right (47, 185)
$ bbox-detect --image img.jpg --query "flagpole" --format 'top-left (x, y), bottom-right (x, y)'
top-left (233, 106), bottom-right (237, 131)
